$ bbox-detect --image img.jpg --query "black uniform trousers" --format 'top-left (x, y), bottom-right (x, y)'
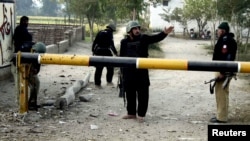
top-left (94, 48), bottom-right (114, 85)
top-left (125, 84), bottom-right (149, 117)
top-left (94, 66), bottom-right (114, 85)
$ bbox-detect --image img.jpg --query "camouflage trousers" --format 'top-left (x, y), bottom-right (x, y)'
top-left (11, 63), bottom-right (40, 106)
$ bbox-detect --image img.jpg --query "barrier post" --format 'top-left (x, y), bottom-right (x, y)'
top-left (17, 51), bottom-right (29, 114)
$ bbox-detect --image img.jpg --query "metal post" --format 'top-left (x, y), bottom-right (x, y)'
top-left (17, 51), bottom-right (29, 114)
top-left (19, 64), bottom-right (29, 114)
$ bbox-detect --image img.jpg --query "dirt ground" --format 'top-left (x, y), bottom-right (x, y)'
top-left (1, 27), bottom-right (250, 141)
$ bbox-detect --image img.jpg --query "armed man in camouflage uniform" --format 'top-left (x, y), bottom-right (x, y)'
top-left (28, 42), bottom-right (46, 111)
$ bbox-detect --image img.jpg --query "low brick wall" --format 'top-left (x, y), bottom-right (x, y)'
top-left (46, 44), bottom-right (58, 54)
top-left (0, 25), bottom-right (85, 80)
top-left (58, 40), bottom-right (69, 53)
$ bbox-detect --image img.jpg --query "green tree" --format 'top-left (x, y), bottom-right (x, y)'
top-left (68, 0), bottom-right (102, 40)
top-left (159, 7), bottom-right (189, 36)
top-left (241, 8), bottom-right (250, 52)
top-left (60, 0), bottom-right (72, 23)
top-left (217, 0), bottom-right (242, 21)
top-left (217, 0), bottom-right (250, 51)
top-left (234, 0), bottom-right (250, 52)
top-left (66, 0), bottom-right (148, 40)
top-left (183, 0), bottom-right (214, 38)
top-left (159, 8), bottom-right (171, 22)
top-left (171, 7), bottom-right (189, 36)
top-left (59, 0), bottom-right (161, 40)
top-left (99, 0), bottom-right (148, 22)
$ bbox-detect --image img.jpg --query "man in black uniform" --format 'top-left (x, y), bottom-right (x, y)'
top-left (92, 23), bottom-right (118, 87)
top-left (210, 22), bottom-right (237, 123)
top-left (12, 16), bottom-right (46, 111)
top-left (11, 16), bottom-right (34, 106)
top-left (13, 16), bottom-right (34, 53)
top-left (119, 21), bottom-right (174, 122)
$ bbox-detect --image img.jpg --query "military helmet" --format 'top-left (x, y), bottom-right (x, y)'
top-left (107, 23), bottom-right (116, 31)
top-left (126, 21), bottom-right (140, 33)
top-left (32, 42), bottom-right (46, 53)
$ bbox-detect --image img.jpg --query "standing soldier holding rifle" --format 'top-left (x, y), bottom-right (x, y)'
top-left (210, 22), bottom-right (237, 123)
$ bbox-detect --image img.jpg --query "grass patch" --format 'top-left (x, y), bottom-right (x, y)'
top-left (148, 43), bottom-right (161, 51)
top-left (83, 37), bottom-right (92, 43)
top-left (148, 43), bottom-right (165, 58)
top-left (148, 49), bottom-right (165, 58)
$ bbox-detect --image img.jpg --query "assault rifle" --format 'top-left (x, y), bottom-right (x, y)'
top-left (117, 68), bottom-right (126, 107)
top-left (117, 68), bottom-right (125, 98)
top-left (204, 72), bottom-right (237, 94)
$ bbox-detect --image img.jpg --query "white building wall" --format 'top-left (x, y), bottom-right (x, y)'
top-left (149, 0), bottom-right (184, 32)
top-left (148, 0), bottom-right (247, 37)
top-left (0, 0), bottom-right (15, 80)
top-left (0, 1), bottom-right (15, 65)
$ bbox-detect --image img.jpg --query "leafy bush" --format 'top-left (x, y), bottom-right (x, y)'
top-left (148, 43), bottom-right (161, 51)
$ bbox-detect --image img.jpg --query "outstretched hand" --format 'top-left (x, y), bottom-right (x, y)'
top-left (164, 26), bottom-right (174, 34)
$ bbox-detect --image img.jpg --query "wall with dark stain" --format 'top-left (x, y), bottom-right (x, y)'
top-left (0, 0), bottom-right (15, 80)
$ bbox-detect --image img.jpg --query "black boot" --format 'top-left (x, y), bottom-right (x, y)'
top-left (28, 93), bottom-right (40, 111)
top-left (28, 102), bottom-right (40, 111)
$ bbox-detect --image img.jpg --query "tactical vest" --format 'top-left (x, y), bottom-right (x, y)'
top-left (126, 41), bottom-right (141, 57)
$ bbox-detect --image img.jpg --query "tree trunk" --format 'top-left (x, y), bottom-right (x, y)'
top-left (196, 19), bottom-right (201, 38)
top-left (55, 72), bottom-right (91, 109)
top-left (132, 8), bottom-right (136, 21)
top-left (244, 28), bottom-right (250, 53)
top-left (87, 15), bottom-right (94, 41)
top-left (211, 22), bottom-right (217, 49)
